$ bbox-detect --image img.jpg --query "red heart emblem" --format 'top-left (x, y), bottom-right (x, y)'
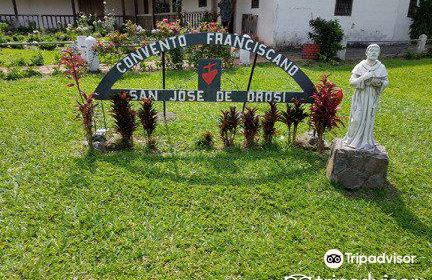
top-left (202, 69), bottom-right (218, 86)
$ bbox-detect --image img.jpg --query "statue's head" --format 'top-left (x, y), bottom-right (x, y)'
top-left (366, 44), bottom-right (380, 61)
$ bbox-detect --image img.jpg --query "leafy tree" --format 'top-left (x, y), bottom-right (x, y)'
top-left (410, 0), bottom-right (432, 39)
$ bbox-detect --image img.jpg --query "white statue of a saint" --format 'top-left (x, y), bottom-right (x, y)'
top-left (343, 44), bottom-right (389, 151)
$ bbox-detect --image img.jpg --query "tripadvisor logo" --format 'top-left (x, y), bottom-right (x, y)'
top-left (324, 249), bottom-right (344, 269)
top-left (323, 249), bottom-right (416, 269)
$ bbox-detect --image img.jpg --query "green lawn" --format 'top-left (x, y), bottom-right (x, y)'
top-left (0, 48), bottom-right (160, 67)
top-left (0, 58), bottom-right (431, 279)
top-left (0, 48), bottom-right (61, 66)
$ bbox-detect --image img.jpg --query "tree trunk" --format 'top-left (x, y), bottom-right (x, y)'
top-left (317, 130), bottom-right (324, 153)
top-left (287, 126), bottom-right (291, 144)
top-left (292, 124), bottom-right (298, 143)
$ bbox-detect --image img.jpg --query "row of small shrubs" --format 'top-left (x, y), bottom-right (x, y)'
top-left (0, 67), bottom-right (42, 80)
top-left (0, 53), bottom-right (45, 67)
top-left (60, 48), bottom-right (344, 153)
top-left (97, 90), bottom-right (340, 153)
top-left (109, 93), bottom-right (158, 150)
top-left (59, 48), bottom-right (158, 152)
top-left (216, 101), bottom-right (308, 149)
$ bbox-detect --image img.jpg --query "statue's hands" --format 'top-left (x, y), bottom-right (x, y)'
top-left (362, 71), bottom-right (374, 81)
top-left (371, 78), bottom-right (383, 87)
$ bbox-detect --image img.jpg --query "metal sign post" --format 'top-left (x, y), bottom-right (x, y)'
top-left (161, 52), bottom-right (167, 122)
top-left (243, 53), bottom-right (258, 111)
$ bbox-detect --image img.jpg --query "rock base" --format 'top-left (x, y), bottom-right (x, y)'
top-left (296, 131), bottom-right (330, 151)
top-left (326, 139), bottom-right (389, 189)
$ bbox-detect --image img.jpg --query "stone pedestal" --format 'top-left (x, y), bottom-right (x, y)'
top-left (326, 139), bottom-right (389, 189)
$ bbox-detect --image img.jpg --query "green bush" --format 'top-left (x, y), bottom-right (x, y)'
top-left (29, 53), bottom-right (44, 66)
top-left (167, 48), bottom-right (184, 70)
top-left (9, 34), bottom-right (26, 49)
top-left (39, 36), bottom-right (57, 51)
top-left (184, 22), bottom-right (234, 68)
top-left (16, 58), bottom-right (27, 66)
top-left (24, 67), bottom-right (42, 77)
top-left (0, 67), bottom-right (42, 80)
top-left (0, 22), bottom-right (8, 33)
top-left (308, 17), bottom-right (344, 60)
top-left (3, 67), bottom-right (25, 80)
top-left (186, 44), bottom-right (233, 68)
top-left (0, 34), bottom-right (7, 44)
top-left (410, 0), bottom-right (432, 39)
top-left (404, 50), bottom-right (417, 60)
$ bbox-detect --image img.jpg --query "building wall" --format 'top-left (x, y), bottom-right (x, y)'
top-left (3, 0), bottom-right (77, 15)
top-left (273, 0), bottom-right (413, 47)
top-left (182, 0), bottom-right (213, 12)
top-left (234, 0), bottom-right (276, 46)
top-left (0, 1), bottom-right (14, 14)
top-left (392, 0), bottom-right (413, 41)
top-left (105, 0), bottom-right (137, 16)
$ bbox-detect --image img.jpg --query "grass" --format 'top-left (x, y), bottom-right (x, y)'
top-left (0, 48), bottom-right (161, 67)
top-left (0, 48), bottom-right (60, 66)
top-left (0, 58), bottom-right (431, 279)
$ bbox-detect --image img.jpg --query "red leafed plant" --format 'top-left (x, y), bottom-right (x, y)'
top-left (242, 107), bottom-right (260, 148)
top-left (279, 103), bottom-right (294, 143)
top-left (77, 93), bottom-right (96, 147)
top-left (59, 48), bottom-right (87, 100)
top-left (138, 98), bottom-right (158, 149)
top-left (219, 107), bottom-right (241, 148)
top-left (262, 102), bottom-right (281, 145)
top-left (290, 98), bottom-right (309, 143)
top-left (111, 92), bottom-right (137, 149)
top-left (59, 48), bottom-right (96, 150)
top-left (310, 75), bottom-right (344, 152)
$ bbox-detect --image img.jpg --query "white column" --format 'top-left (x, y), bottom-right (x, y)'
top-left (417, 34), bottom-right (427, 53)
top-left (337, 36), bottom-right (348, 61)
top-left (240, 34), bottom-right (251, 65)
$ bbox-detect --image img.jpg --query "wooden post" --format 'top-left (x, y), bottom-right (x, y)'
top-left (121, 0), bottom-right (126, 20)
top-left (229, 0), bottom-right (237, 33)
top-left (175, 0), bottom-right (182, 25)
top-left (70, 0), bottom-right (77, 24)
top-left (144, 0), bottom-right (149, 14)
top-left (133, 0), bottom-right (139, 22)
top-left (211, 0), bottom-right (217, 14)
top-left (11, 0), bottom-right (18, 17)
top-left (151, 0), bottom-right (156, 29)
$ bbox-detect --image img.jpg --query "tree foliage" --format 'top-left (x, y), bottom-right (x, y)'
top-left (410, 0), bottom-right (432, 39)
top-left (308, 17), bottom-right (344, 60)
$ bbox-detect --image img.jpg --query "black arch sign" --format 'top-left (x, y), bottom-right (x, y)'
top-left (94, 32), bottom-right (315, 103)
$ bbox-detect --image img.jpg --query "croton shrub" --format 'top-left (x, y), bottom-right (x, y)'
top-left (310, 75), bottom-right (344, 152)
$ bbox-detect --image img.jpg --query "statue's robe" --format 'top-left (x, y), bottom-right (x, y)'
top-left (343, 60), bottom-right (389, 151)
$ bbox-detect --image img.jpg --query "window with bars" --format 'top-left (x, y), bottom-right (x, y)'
top-left (199, 0), bottom-right (207, 8)
top-left (334, 0), bottom-right (353, 16)
top-left (251, 0), bottom-right (259, 9)
top-left (407, 0), bottom-right (418, 18)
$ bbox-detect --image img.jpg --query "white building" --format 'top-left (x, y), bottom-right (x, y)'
top-left (234, 0), bottom-right (417, 47)
top-left (0, 0), bottom-right (418, 46)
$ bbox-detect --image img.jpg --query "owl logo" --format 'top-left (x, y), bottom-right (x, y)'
top-left (284, 274), bottom-right (312, 280)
